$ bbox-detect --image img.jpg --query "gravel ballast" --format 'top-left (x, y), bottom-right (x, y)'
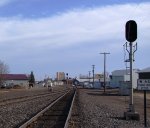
top-left (0, 86), bottom-right (68, 128)
top-left (69, 88), bottom-right (150, 128)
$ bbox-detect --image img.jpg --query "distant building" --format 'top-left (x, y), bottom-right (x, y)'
top-left (138, 67), bottom-right (150, 79)
top-left (56, 72), bottom-right (65, 81)
top-left (95, 74), bottom-right (104, 79)
top-left (77, 73), bottom-right (108, 88)
top-left (78, 74), bottom-right (90, 83)
top-left (0, 74), bottom-right (29, 88)
top-left (53, 81), bottom-right (64, 86)
top-left (110, 69), bottom-right (139, 88)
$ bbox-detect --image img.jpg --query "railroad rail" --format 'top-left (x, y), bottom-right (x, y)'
top-left (19, 89), bottom-right (76, 128)
top-left (0, 90), bottom-right (67, 106)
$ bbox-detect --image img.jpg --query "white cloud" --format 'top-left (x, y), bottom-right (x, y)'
top-left (0, 2), bottom-right (150, 78)
top-left (0, 3), bottom-right (150, 48)
top-left (0, 0), bottom-right (16, 7)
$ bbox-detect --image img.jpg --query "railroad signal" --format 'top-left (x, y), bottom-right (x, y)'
top-left (125, 20), bottom-right (137, 42)
top-left (124, 20), bottom-right (140, 121)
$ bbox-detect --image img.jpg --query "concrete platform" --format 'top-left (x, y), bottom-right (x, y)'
top-left (124, 111), bottom-right (140, 121)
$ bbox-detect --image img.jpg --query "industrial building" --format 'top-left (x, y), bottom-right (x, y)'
top-left (138, 67), bottom-right (150, 78)
top-left (110, 69), bottom-right (140, 89)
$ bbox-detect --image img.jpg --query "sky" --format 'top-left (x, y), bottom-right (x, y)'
top-left (0, 0), bottom-right (150, 80)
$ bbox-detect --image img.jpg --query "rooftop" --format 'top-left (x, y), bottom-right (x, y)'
top-left (112, 69), bottom-right (140, 76)
top-left (0, 74), bottom-right (29, 80)
top-left (138, 67), bottom-right (150, 73)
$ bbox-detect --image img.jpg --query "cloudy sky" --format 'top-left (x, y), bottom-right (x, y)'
top-left (0, 0), bottom-right (150, 80)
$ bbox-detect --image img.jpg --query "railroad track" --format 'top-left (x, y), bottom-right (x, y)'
top-left (0, 90), bottom-right (67, 106)
top-left (19, 89), bottom-right (76, 128)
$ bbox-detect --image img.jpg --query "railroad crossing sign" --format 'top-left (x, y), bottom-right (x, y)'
top-left (137, 79), bottom-right (150, 90)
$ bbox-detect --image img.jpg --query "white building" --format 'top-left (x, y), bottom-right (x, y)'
top-left (0, 74), bottom-right (29, 88)
top-left (110, 69), bottom-right (140, 89)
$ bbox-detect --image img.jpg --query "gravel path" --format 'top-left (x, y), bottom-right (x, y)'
top-left (69, 88), bottom-right (150, 128)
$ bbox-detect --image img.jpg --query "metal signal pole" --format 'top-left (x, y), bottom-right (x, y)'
top-left (124, 20), bottom-right (139, 120)
top-left (125, 20), bottom-right (137, 113)
top-left (66, 73), bottom-right (68, 85)
top-left (100, 52), bottom-right (110, 93)
top-left (129, 42), bottom-right (134, 112)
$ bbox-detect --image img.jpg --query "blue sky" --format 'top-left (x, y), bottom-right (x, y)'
top-left (0, 0), bottom-right (150, 80)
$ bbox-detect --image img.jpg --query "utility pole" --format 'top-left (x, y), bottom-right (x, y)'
top-left (92, 65), bottom-right (95, 88)
top-left (66, 73), bottom-right (68, 86)
top-left (89, 71), bottom-right (91, 83)
top-left (100, 52), bottom-right (110, 93)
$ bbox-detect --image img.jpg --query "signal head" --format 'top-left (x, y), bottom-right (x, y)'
top-left (125, 20), bottom-right (137, 42)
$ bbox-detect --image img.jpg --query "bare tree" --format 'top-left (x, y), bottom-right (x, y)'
top-left (0, 60), bottom-right (9, 86)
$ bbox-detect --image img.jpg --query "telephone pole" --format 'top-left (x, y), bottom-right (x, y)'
top-left (100, 52), bottom-right (110, 93)
top-left (89, 71), bottom-right (91, 83)
top-left (92, 65), bottom-right (95, 88)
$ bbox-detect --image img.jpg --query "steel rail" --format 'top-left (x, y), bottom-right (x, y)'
top-left (0, 91), bottom-right (66, 106)
top-left (64, 89), bottom-right (76, 128)
top-left (19, 90), bottom-right (70, 128)
top-left (0, 89), bottom-right (66, 103)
